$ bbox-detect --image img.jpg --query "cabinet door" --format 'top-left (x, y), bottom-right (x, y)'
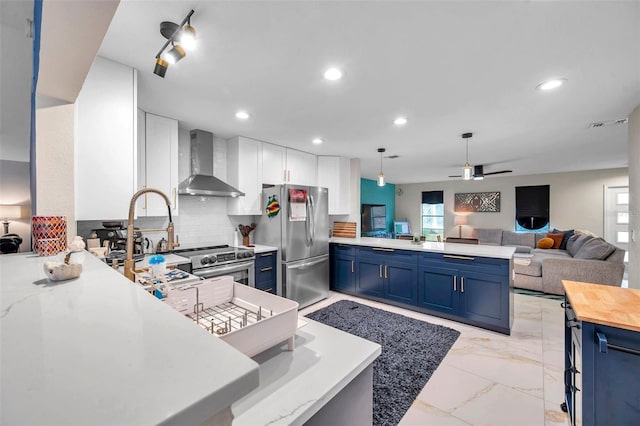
top-left (417, 265), bottom-right (458, 314)
top-left (458, 270), bottom-right (508, 328)
top-left (356, 258), bottom-right (385, 298)
top-left (76, 57), bottom-right (137, 220)
top-left (255, 250), bottom-right (276, 293)
top-left (142, 113), bottom-right (179, 216)
top-left (385, 261), bottom-right (417, 305)
top-left (227, 137), bottom-right (263, 215)
top-left (332, 255), bottom-right (356, 292)
top-left (286, 148), bottom-right (317, 186)
top-left (317, 156), bottom-right (350, 215)
top-left (262, 142), bottom-right (286, 185)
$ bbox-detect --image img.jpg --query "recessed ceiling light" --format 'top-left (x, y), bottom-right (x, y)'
top-left (324, 67), bottom-right (343, 81)
top-left (312, 138), bottom-right (323, 145)
top-left (235, 111), bottom-right (250, 120)
top-left (536, 78), bottom-right (567, 91)
top-left (394, 116), bottom-right (407, 126)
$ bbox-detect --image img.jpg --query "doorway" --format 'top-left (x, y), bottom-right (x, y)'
top-left (604, 185), bottom-right (629, 285)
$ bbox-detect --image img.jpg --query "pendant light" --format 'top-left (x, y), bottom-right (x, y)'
top-left (377, 148), bottom-right (386, 187)
top-left (462, 132), bottom-right (473, 180)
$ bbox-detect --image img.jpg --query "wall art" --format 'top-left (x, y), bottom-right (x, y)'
top-left (454, 192), bottom-right (501, 213)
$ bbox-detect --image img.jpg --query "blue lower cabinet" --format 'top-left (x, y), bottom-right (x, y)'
top-left (385, 261), bottom-right (418, 305)
top-left (417, 265), bottom-right (459, 314)
top-left (255, 250), bottom-right (276, 293)
top-left (564, 301), bottom-right (640, 425)
top-left (332, 255), bottom-right (356, 292)
top-left (356, 258), bottom-right (385, 298)
top-left (458, 269), bottom-right (508, 328)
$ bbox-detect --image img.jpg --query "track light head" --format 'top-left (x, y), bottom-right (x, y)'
top-left (164, 44), bottom-right (186, 64)
top-left (180, 25), bottom-right (196, 50)
top-left (153, 58), bottom-right (169, 78)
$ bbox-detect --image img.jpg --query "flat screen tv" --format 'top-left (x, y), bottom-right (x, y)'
top-left (362, 204), bottom-right (386, 232)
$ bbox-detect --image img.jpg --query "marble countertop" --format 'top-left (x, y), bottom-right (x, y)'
top-left (563, 280), bottom-right (640, 332)
top-left (233, 319), bottom-right (381, 425)
top-left (330, 237), bottom-right (516, 259)
top-left (237, 244), bottom-right (278, 254)
top-left (0, 253), bottom-right (259, 425)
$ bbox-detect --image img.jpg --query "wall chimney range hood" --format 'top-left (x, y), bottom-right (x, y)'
top-left (178, 129), bottom-right (245, 197)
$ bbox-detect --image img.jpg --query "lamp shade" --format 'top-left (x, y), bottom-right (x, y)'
top-left (0, 205), bottom-right (21, 220)
top-left (454, 215), bottom-right (467, 226)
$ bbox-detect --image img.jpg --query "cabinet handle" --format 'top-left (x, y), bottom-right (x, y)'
top-left (384, 265), bottom-right (388, 278)
top-left (260, 267), bottom-right (273, 272)
top-left (597, 332), bottom-right (640, 356)
top-left (453, 275), bottom-right (457, 291)
top-left (379, 264), bottom-right (383, 278)
top-left (461, 277), bottom-right (465, 293)
top-left (260, 252), bottom-right (273, 257)
top-left (443, 254), bottom-right (475, 261)
top-left (373, 247), bottom-right (395, 252)
top-left (287, 170), bottom-right (291, 182)
top-left (351, 260), bottom-right (354, 273)
top-left (172, 187), bottom-right (177, 207)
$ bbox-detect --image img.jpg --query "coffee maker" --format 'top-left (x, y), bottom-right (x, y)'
top-left (92, 223), bottom-right (144, 254)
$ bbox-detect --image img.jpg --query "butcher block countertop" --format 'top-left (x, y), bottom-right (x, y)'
top-left (563, 280), bottom-right (640, 332)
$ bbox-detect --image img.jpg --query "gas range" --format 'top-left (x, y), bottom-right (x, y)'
top-left (173, 245), bottom-right (255, 285)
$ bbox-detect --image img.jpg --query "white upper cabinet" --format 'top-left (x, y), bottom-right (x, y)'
top-left (285, 148), bottom-right (317, 186)
top-left (75, 56), bottom-right (137, 220)
top-left (138, 112), bottom-right (179, 217)
top-left (262, 142), bottom-right (287, 185)
top-left (317, 156), bottom-right (351, 215)
top-left (227, 136), bottom-right (263, 215)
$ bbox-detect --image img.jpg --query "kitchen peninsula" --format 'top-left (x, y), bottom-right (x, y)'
top-left (0, 253), bottom-right (380, 425)
top-left (330, 237), bottom-right (516, 334)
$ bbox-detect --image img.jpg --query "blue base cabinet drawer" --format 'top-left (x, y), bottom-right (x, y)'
top-left (255, 250), bottom-right (276, 293)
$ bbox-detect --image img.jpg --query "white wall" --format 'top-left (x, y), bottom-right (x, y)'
top-left (36, 104), bottom-right (76, 242)
top-left (628, 105), bottom-right (640, 289)
top-left (395, 168), bottom-right (629, 239)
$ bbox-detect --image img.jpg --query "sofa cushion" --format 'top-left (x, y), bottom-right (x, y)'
top-left (552, 228), bottom-right (575, 250)
top-left (470, 228), bottom-right (502, 245)
top-left (531, 248), bottom-right (571, 257)
top-left (502, 231), bottom-right (535, 248)
top-left (514, 256), bottom-right (542, 277)
top-left (574, 237), bottom-right (616, 260)
top-left (567, 233), bottom-right (594, 256)
top-left (537, 237), bottom-right (554, 249)
top-left (546, 232), bottom-right (564, 249)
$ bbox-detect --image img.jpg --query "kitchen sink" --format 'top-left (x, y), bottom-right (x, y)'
top-left (164, 276), bottom-right (299, 357)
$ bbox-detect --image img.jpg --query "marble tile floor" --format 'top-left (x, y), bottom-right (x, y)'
top-left (300, 291), bottom-right (570, 426)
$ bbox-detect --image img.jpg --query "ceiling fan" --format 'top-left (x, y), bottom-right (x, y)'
top-left (448, 132), bottom-right (513, 180)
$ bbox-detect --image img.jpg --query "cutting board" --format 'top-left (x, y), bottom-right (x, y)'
top-left (333, 221), bottom-right (357, 238)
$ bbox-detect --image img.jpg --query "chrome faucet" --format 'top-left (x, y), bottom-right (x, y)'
top-left (124, 188), bottom-right (180, 281)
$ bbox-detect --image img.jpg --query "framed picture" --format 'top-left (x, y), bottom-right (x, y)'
top-left (454, 192), bottom-right (501, 213)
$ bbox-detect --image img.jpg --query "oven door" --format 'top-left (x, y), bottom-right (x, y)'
top-left (191, 260), bottom-right (255, 287)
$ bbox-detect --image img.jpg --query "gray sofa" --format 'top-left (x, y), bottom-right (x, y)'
top-left (469, 228), bottom-right (625, 295)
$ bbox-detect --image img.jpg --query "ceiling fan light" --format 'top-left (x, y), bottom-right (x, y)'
top-left (473, 174), bottom-right (484, 181)
top-left (377, 172), bottom-right (386, 187)
top-left (153, 58), bottom-right (169, 78)
top-left (462, 163), bottom-right (472, 180)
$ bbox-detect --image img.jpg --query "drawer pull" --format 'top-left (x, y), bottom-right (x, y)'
top-left (597, 332), bottom-right (640, 356)
top-left (260, 252), bottom-right (273, 257)
top-left (373, 247), bottom-right (395, 252)
top-left (443, 254), bottom-right (475, 261)
top-left (260, 267), bottom-right (273, 272)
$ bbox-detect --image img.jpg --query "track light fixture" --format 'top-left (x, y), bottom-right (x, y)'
top-left (377, 148), bottom-right (386, 187)
top-left (153, 9), bottom-right (196, 78)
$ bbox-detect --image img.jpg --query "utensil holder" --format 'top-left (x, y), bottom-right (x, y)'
top-left (243, 236), bottom-right (250, 246)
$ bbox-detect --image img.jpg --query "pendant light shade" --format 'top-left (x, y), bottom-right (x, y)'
top-left (377, 148), bottom-right (386, 187)
top-left (462, 132), bottom-right (473, 180)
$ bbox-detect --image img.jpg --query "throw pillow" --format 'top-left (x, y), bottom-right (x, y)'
top-left (546, 232), bottom-right (564, 249)
top-left (552, 228), bottom-right (575, 250)
top-left (573, 237), bottom-right (616, 260)
top-left (567, 233), bottom-right (594, 257)
top-left (537, 237), bottom-right (554, 249)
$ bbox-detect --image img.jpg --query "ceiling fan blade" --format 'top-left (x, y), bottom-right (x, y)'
top-left (484, 170), bottom-right (513, 176)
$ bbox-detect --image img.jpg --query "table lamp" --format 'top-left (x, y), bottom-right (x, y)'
top-left (454, 215), bottom-right (467, 238)
top-left (0, 205), bottom-right (21, 234)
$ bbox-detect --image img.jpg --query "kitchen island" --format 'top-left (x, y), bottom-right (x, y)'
top-left (1, 252), bottom-right (381, 425)
top-left (329, 237), bottom-right (515, 334)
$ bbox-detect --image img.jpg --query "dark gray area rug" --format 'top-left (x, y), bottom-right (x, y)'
top-left (305, 300), bottom-right (460, 426)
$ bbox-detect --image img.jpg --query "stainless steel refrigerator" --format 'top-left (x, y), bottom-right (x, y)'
top-left (254, 184), bottom-right (329, 309)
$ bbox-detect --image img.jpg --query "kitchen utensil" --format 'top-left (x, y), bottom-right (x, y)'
top-left (157, 237), bottom-right (168, 253)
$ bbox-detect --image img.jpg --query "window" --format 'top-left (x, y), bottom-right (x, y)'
top-left (515, 185), bottom-right (550, 232)
top-left (421, 191), bottom-right (444, 241)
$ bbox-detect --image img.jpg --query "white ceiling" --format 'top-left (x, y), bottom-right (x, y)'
top-left (97, 0), bottom-right (640, 184)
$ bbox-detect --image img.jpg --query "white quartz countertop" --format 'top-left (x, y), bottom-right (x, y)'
top-left (241, 244), bottom-right (278, 254)
top-left (330, 237), bottom-right (516, 259)
top-left (0, 253), bottom-right (259, 426)
top-left (233, 319), bottom-right (381, 425)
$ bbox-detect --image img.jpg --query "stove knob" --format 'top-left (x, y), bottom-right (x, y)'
top-left (237, 252), bottom-right (245, 259)
top-left (245, 251), bottom-right (254, 259)
top-left (200, 256), bottom-right (210, 265)
top-left (209, 255), bottom-right (217, 264)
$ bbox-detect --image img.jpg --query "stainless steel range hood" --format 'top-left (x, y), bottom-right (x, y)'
top-left (178, 129), bottom-right (245, 197)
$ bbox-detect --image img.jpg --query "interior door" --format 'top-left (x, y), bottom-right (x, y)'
top-left (604, 186), bottom-right (629, 270)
